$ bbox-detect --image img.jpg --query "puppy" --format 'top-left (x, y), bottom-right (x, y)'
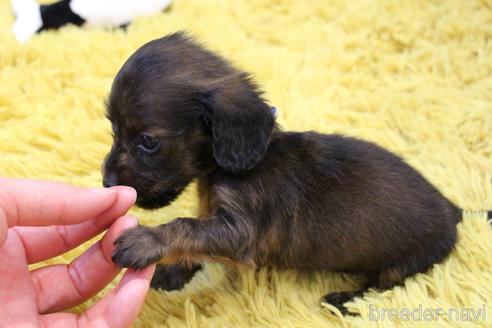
top-left (103, 32), bottom-right (484, 313)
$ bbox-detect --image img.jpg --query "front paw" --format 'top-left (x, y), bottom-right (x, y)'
top-left (151, 264), bottom-right (202, 291)
top-left (112, 225), bottom-right (165, 269)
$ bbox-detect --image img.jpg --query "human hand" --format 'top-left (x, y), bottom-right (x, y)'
top-left (0, 178), bottom-right (156, 327)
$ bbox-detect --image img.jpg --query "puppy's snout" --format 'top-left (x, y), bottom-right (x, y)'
top-left (103, 171), bottom-right (119, 188)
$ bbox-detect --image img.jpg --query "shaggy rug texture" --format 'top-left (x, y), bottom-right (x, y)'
top-left (1, 0), bottom-right (492, 327)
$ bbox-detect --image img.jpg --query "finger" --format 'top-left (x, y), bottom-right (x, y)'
top-left (79, 266), bottom-right (155, 328)
top-left (32, 216), bottom-right (138, 313)
top-left (41, 266), bottom-right (155, 328)
top-left (14, 186), bottom-right (137, 264)
top-left (42, 312), bottom-right (135, 328)
top-left (0, 230), bottom-right (39, 327)
top-left (40, 313), bottom-right (78, 328)
top-left (0, 178), bottom-right (135, 227)
top-left (0, 206), bottom-right (7, 246)
top-left (103, 266), bottom-right (155, 328)
top-left (87, 185), bottom-right (137, 228)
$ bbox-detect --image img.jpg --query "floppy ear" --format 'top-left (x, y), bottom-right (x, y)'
top-left (198, 74), bottom-right (275, 174)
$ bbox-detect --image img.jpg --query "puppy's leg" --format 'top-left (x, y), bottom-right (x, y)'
top-left (327, 262), bottom-right (418, 314)
top-left (112, 215), bottom-right (253, 269)
top-left (323, 238), bottom-right (457, 314)
top-left (151, 264), bottom-right (202, 291)
top-left (323, 263), bottom-right (432, 314)
top-left (322, 274), bottom-right (377, 315)
top-left (322, 289), bottom-right (366, 315)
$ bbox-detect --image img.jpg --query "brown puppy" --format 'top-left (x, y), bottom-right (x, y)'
top-left (103, 32), bottom-right (478, 313)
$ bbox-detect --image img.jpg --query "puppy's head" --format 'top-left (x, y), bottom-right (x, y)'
top-left (103, 32), bottom-right (276, 209)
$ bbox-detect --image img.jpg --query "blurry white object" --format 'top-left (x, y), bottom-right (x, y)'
top-left (12, 0), bottom-right (42, 43)
top-left (12, 0), bottom-right (172, 43)
top-left (70, 0), bottom-right (172, 27)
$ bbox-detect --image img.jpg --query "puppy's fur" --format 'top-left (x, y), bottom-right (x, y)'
top-left (105, 32), bottom-right (465, 313)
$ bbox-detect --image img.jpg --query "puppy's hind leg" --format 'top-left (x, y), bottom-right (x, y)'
top-left (322, 289), bottom-right (367, 315)
top-left (151, 263), bottom-right (202, 291)
top-left (324, 236), bottom-right (457, 315)
top-left (322, 272), bottom-right (379, 315)
top-left (373, 238), bottom-right (456, 292)
top-left (322, 270), bottom-right (399, 315)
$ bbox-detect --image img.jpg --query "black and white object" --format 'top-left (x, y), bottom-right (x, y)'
top-left (12, 0), bottom-right (172, 42)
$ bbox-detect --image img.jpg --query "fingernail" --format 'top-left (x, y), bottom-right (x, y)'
top-left (121, 186), bottom-right (137, 203)
top-left (90, 188), bottom-right (117, 194)
top-left (127, 216), bottom-right (138, 227)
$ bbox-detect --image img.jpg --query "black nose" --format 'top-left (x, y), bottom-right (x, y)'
top-left (103, 172), bottom-right (119, 188)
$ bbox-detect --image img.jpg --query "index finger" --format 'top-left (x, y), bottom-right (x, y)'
top-left (14, 185), bottom-right (137, 264)
top-left (0, 178), bottom-right (134, 228)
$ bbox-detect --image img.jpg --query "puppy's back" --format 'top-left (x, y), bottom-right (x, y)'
top-left (208, 132), bottom-right (460, 272)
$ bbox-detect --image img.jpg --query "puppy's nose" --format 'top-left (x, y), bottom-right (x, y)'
top-left (103, 172), bottom-right (119, 188)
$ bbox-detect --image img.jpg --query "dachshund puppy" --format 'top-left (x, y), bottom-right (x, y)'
top-left (104, 32), bottom-right (467, 313)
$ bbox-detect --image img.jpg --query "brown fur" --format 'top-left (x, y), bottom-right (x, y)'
top-left (104, 32), bottom-right (466, 313)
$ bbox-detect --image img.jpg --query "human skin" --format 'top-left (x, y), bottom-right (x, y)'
top-left (0, 178), bottom-right (155, 327)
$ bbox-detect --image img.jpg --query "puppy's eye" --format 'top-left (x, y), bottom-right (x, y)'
top-left (138, 135), bottom-right (160, 154)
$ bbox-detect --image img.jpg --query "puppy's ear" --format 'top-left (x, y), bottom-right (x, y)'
top-left (198, 73), bottom-right (275, 174)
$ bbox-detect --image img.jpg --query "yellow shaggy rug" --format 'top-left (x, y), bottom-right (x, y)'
top-left (1, 0), bottom-right (492, 327)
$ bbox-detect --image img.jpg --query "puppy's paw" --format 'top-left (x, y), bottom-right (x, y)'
top-left (151, 264), bottom-right (202, 291)
top-left (112, 226), bottom-right (165, 269)
top-left (322, 291), bottom-right (356, 315)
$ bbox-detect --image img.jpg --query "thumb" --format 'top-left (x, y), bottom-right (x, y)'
top-left (0, 207), bottom-right (7, 246)
top-left (103, 266), bottom-right (156, 327)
